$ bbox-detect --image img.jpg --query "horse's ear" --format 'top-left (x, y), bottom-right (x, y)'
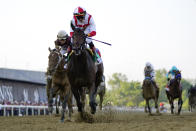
top-left (48, 47), bottom-right (52, 52)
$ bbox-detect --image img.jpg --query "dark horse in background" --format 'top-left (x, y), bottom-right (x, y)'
top-left (142, 71), bottom-right (159, 115)
top-left (47, 47), bottom-right (73, 122)
top-left (166, 70), bottom-right (183, 114)
top-left (67, 27), bottom-right (104, 115)
top-left (188, 85), bottom-right (196, 112)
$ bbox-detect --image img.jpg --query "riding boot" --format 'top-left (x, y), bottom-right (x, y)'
top-left (89, 42), bottom-right (102, 64)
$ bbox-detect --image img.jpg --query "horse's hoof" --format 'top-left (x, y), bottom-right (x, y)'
top-left (91, 111), bottom-right (95, 114)
top-left (60, 119), bottom-right (64, 123)
top-left (67, 118), bottom-right (72, 122)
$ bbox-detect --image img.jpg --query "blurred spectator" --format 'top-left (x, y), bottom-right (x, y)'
top-left (0, 101), bottom-right (3, 116)
top-left (13, 100), bottom-right (19, 116)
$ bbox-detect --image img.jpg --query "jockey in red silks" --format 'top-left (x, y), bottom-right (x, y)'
top-left (70, 6), bottom-right (102, 64)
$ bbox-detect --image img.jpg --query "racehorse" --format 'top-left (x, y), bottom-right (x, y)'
top-left (67, 27), bottom-right (103, 115)
top-left (188, 85), bottom-right (196, 112)
top-left (47, 47), bottom-right (73, 122)
top-left (142, 75), bottom-right (159, 115)
top-left (166, 70), bottom-right (183, 114)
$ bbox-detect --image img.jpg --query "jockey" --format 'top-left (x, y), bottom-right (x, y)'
top-left (144, 62), bottom-right (159, 90)
top-left (54, 30), bottom-right (72, 68)
top-left (166, 66), bottom-right (180, 91)
top-left (55, 30), bottom-right (72, 56)
top-left (70, 6), bottom-right (102, 64)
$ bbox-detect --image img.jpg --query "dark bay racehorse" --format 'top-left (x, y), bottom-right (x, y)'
top-left (142, 75), bottom-right (159, 114)
top-left (67, 27), bottom-right (103, 114)
top-left (166, 71), bottom-right (183, 114)
top-left (188, 86), bottom-right (196, 112)
top-left (47, 48), bottom-right (73, 122)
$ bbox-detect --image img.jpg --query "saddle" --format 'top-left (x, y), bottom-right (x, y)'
top-left (68, 48), bottom-right (101, 64)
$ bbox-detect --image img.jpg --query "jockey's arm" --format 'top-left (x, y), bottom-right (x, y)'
top-left (85, 16), bottom-right (96, 37)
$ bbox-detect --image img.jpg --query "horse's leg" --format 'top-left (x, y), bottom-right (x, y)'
top-left (144, 99), bottom-right (148, 113)
top-left (60, 94), bottom-right (69, 122)
top-left (46, 78), bottom-right (52, 100)
top-left (99, 93), bottom-right (103, 110)
top-left (144, 105), bottom-right (148, 113)
top-left (48, 87), bottom-right (55, 114)
top-left (89, 83), bottom-right (97, 114)
top-left (146, 99), bottom-right (151, 114)
top-left (177, 97), bottom-right (183, 115)
top-left (67, 93), bottom-right (73, 121)
top-left (170, 99), bottom-right (174, 114)
top-left (55, 96), bottom-right (60, 114)
top-left (166, 91), bottom-right (174, 114)
top-left (79, 87), bottom-right (86, 111)
top-left (154, 97), bottom-right (159, 114)
top-left (71, 87), bottom-right (83, 112)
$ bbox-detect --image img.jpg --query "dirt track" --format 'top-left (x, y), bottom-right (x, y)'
top-left (0, 111), bottom-right (196, 131)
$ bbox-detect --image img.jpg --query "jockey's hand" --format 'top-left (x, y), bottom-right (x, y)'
top-left (85, 33), bottom-right (91, 37)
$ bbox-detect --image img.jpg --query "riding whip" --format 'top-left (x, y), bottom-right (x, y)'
top-left (86, 37), bottom-right (112, 46)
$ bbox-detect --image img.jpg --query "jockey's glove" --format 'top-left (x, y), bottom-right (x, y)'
top-left (86, 33), bottom-right (91, 37)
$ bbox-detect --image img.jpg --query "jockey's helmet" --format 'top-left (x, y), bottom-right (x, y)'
top-left (145, 62), bottom-right (152, 68)
top-left (73, 6), bottom-right (86, 20)
top-left (57, 30), bottom-right (68, 40)
top-left (171, 66), bottom-right (178, 71)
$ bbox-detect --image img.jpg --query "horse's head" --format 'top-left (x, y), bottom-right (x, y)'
top-left (174, 70), bottom-right (181, 83)
top-left (48, 47), bottom-right (62, 73)
top-left (72, 28), bottom-right (86, 55)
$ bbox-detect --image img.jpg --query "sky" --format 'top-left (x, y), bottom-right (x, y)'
top-left (0, 0), bottom-right (196, 82)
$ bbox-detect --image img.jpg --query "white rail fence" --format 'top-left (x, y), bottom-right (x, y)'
top-left (0, 105), bottom-right (50, 116)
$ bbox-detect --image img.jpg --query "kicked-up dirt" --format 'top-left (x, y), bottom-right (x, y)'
top-left (0, 110), bottom-right (196, 131)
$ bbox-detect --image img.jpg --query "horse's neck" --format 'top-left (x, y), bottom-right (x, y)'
top-left (73, 51), bottom-right (88, 65)
top-left (70, 50), bottom-right (94, 75)
top-left (170, 79), bottom-right (180, 89)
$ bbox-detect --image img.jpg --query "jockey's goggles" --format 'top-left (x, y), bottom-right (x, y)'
top-left (59, 38), bottom-right (66, 41)
top-left (58, 37), bottom-right (67, 41)
top-left (74, 13), bottom-right (85, 16)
